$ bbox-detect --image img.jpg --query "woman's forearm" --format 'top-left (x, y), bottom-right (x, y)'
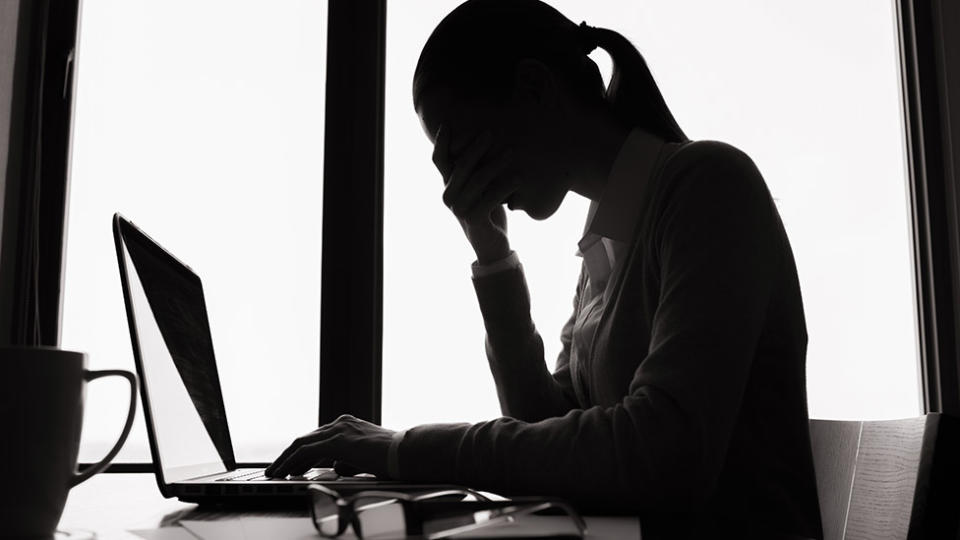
top-left (472, 265), bottom-right (579, 421)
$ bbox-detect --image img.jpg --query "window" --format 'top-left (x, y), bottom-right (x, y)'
top-left (382, 0), bottom-right (920, 429)
top-left (63, 0), bottom-right (327, 463)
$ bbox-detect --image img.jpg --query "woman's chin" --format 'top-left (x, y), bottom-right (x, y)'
top-left (521, 204), bottom-right (557, 221)
top-left (507, 192), bottom-right (565, 221)
top-left (525, 196), bottom-right (566, 221)
top-left (526, 209), bottom-right (550, 221)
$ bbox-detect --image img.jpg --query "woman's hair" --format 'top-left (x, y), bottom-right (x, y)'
top-left (413, 0), bottom-right (688, 143)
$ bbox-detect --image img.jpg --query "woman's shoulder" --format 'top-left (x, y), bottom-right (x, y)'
top-left (647, 139), bottom-right (774, 233)
top-left (667, 139), bottom-right (759, 176)
top-left (658, 139), bottom-right (767, 198)
top-left (632, 139), bottom-right (779, 264)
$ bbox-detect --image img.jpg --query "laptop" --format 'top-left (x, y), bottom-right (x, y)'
top-left (112, 213), bottom-right (444, 505)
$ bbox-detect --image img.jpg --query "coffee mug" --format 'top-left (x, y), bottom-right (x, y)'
top-left (0, 347), bottom-right (137, 538)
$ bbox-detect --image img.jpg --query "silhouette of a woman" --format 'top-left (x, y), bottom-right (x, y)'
top-left (270, 1), bottom-right (822, 537)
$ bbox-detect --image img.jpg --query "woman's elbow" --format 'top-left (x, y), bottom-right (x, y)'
top-left (613, 393), bottom-right (719, 509)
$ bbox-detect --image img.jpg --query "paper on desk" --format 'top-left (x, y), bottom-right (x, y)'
top-left (452, 515), bottom-right (641, 539)
top-left (130, 526), bottom-right (201, 540)
top-left (179, 520), bottom-right (242, 540)
top-left (180, 517), bottom-right (320, 540)
top-left (241, 517), bottom-right (322, 539)
top-left (178, 515), bottom-right (640, 540)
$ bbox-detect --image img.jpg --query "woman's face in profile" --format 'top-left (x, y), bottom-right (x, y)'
top-left (417, 86), bottom-right (573, 221)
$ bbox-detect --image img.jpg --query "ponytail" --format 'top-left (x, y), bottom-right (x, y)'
top-left (579, 23), bottom-right (688, 143)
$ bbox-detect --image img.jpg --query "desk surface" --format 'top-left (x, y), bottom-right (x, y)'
top-left (57, 473), bottom-right (641, 539)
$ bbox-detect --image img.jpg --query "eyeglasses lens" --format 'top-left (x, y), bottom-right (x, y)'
top-left (312, 491), bottom-right (341, 536)
top-left (354, 496), bottom-right (407, 538)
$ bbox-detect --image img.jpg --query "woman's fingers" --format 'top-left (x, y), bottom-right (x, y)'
top-left (333, 460), bottom-right (364, 477)
top-left (312, 457), bottom-right (336, 470)
top-left (468, 165), bottom-right (522, 222)
top-left (266, 425), bottom-right (335, 477)
top-left (267, 414), bottom-right (383, 478)
top-left (452, 147), bottom-right (516, 219)
top-left (442, 130), bottom-right (493, 209)
top-left (431, 125), bottom-right (451, 176)
top-left (433, 126), bottom-right (515, 220)
top-left (277, 440), bottom-right (336, 477)
top-left (270, 436), bottom-right (342, 478)
top-left (266, 434), bottom-right (315, 477)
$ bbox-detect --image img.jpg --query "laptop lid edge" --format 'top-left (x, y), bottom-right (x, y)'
top-left (112, 213), bottom-right (239, 495)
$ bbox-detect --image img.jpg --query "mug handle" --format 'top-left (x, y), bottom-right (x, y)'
top-left (69, 369), bottom-right (138, 487)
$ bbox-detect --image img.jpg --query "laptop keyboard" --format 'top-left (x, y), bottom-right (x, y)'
top-left (215, 468), bottom-right (337, 482)
top-left (215, 470), bottom-right (268, 482)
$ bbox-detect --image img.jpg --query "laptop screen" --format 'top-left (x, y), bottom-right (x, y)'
top-left (116, 217), bottom-right (236, 483)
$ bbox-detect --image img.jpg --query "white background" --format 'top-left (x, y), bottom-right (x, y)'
top-left (63, 0), bottom-right (327, 463)
top-left (64, 0), bottom-right (921, 464)
top-left (382, 0), bottom-right (921, 429)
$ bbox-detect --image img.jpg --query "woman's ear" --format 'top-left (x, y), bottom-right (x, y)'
top-left (512, 58), bottom-right (558, 108)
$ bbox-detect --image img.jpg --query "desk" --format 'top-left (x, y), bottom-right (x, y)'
top-left (57, 474), bottom-right (641, 539)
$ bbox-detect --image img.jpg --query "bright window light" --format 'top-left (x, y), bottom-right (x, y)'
top-left (63, 0), bottom-right (327, 463)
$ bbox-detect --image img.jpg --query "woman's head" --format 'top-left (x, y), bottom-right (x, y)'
top-left (414, 0), bottom-right (686, 219)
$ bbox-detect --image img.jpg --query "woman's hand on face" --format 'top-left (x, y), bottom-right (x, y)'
top-left (433, 126), bottom-right (518, 264)
top-left (265, 414), bottom-right (395, 479)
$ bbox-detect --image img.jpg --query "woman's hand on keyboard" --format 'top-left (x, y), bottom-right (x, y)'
top-left (265, 414), bottom-right (396, 480)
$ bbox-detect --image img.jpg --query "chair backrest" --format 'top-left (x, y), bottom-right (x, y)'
top-left (808, 413), bottom-right (960, 540)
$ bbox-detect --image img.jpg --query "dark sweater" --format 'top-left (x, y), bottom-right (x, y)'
top-left (396, 140), bottom-right (823, 539)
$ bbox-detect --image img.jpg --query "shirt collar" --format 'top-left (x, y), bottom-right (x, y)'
top-left (578, 128), bottom-right (667, 251)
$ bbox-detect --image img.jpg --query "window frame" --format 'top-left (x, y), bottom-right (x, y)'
top-left (318, 0), bottom-right (387, 427)
top-left (897, 0), bottom-right (960, 415)
top-left (0, 0), bottom-right (79, 347)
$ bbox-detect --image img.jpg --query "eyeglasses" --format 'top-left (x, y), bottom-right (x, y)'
top-left (307, 484), bottom-right (587, 539)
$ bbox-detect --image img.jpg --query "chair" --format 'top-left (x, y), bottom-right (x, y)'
top-left (808, 413), bottom-right (960, 540)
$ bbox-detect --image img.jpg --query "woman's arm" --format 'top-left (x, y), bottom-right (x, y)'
top-left (473, 262), bottom-right (584, 421)
top-left (427, 125), bottom-right (580, 420)
top-left (395, 143), bottom-right (783, 509)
